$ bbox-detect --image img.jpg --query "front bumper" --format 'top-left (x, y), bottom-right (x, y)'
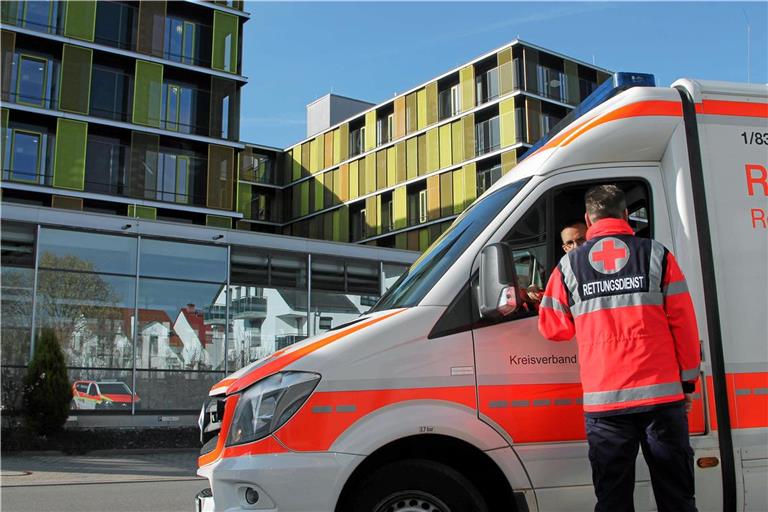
top-left (196, 445), bottom-right (363, 511)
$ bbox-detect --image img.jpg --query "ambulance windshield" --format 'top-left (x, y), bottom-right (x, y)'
top-left (372, 179), bottom-right (529, 311)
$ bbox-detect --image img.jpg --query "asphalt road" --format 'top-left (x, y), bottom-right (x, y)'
top-left (1, 479), bottom-right (205, 512)
top-left (1, 450), bottom-right (206, 512)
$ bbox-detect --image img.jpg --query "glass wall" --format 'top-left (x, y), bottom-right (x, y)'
top-left (0, 223), bottom-right (414, 413)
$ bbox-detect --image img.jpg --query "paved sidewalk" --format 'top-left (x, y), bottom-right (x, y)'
top-left (0, 450), bottom-right (203, 487)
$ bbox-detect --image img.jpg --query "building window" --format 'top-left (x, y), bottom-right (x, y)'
top-left (418, 190), bottom-right (428, 224)
top-left (16, 55), bottom-right (47, 107)
top-left (150, 335), bottom-right (159, 356)
top-left (383, 199), bottom-right (394, 232)
top-left (450, 84), bottom-right (461, 117)
top-left (21, 1), bottom-right (53, 32)
top-left (85, 135), bottom-right (128, 195)
top-left (94, 1), bottom-right (137, 51)
top-left (476, 67), bottom-right (499, 105)
top-left (164, 17), bottom-right (198, 64)
top-left (156, 153), bottom-right (191, 204)
top-left (9, 129), bottom-right (42, 183)
top-left (475, 115), bottom-right (500, 156)
top-left (387, 113), bottom-right (394, 142)
top-left (162, 82), bottom-right (195, 133)
top-left (350, 126), bottom-right (365, 157)
top-left (90, 65), bottom-right (132, 122)
top-left (476, 161), bottom-right (502, 195)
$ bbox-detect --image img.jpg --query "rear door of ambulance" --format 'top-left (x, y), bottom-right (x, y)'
top-left (674, 79), bottom-right (768, 512)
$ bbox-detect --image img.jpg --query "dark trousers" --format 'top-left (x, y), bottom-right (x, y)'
top-left (585, 403), bottom-right (697, 512)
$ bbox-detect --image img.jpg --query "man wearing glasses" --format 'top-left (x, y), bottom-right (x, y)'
top-left (560, 220), bottom-right (587, 254)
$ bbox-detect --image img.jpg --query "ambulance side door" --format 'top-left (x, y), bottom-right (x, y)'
top-left (471, 166), bottom-right (675, 511)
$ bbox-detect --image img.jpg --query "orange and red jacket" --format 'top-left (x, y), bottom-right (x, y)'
top-left (538, 218), bottom-right (701, 415)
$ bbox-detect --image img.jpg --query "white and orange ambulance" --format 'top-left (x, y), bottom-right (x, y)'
top-left (195, 76), bottom-right (767, 512)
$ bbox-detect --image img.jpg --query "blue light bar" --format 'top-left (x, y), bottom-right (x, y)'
top-left (519, 72), bottom-right (656, 160)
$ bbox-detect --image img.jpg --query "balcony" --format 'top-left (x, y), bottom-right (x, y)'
top-left (232, 296), bottom-right (268, 319)
top-left (475, 116), bottom-right (501, 156)
top-left (475, 67), bottom-right (500, 105)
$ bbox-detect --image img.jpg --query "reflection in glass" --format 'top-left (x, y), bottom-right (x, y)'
top-left (10, 130), bottom-right (41, 182)
top-left (38, 228), bottom-right (137, 275)
top-left (137, 279), bottom-right (226, 371)
top-left (68, 369), bottom-right (136, 411)
top-left (36, 271), bottom-right (136, 368)
top-left (139, 239), bottom-right (227, 282)
top-left (227, 285), bottom-right (308, 370)
top-left (382, 264), bottom-right (409, 292)
top-left (311, 290), bottom-right (375, 336)
top-left (17, 56), bottom-right (46, 106)
top-left (134, 370), bottom-right (223, 410)
top-left (21, 1), bottom-right (51, 31)
top-left (1, 266), bottom-right (33, 365)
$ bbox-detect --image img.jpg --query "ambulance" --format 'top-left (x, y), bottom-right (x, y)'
top-left (195, 75), bottom-right (768, 512)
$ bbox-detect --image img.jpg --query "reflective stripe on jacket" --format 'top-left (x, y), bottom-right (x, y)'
top-left (538, 218), bottom-right (701, 414)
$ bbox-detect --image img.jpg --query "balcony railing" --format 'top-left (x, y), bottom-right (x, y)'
top-left (475, 116), bottom-right (501, 156)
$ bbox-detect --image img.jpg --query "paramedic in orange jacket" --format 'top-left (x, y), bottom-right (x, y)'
top-left (538, 184), bottom-right (700, 512)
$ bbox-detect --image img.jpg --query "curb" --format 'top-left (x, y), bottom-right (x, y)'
top-left (5, 448), bottom-right (199, 457)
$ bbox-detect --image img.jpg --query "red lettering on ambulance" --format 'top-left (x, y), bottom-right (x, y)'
top-left (751, 209), bottom-right (767, 229)
top-left (745, 164), bottom-right (768, 196)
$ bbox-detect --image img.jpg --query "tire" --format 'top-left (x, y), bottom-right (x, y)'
top-left (344, 459), bottom-right (489, 512)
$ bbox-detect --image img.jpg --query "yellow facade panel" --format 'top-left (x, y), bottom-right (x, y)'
top-left (365, 110), bottom-right (376, 151)
top-left (451, 120), bottom-right (464, 163)
top-left (406, 137), bottom-right (418, 181)
top-left (393, 96), bottom-right (406, 140)
top-left (349, 160), bottom-right (359, 199)
top-left (426, 127), bottom-right (439, 172)
top-left (393, 186), bottom-right (407, 230)
top-left (499, 97), bottom-right (517, 148)
top-left (452, 167), bottom-right (465, 214)
top-left (438, 123), bottom-right (452, 169)
top-left (387, 146), bottom-right (397, 188)
top-left (425, 81), bottom-right (438, 126)
top-left (501, 149), bottom-right (517, 175)
top-left (463, 162), bottom-right (477, 207)
top-left (417, 88), bottom-right (427, 130)
top-left (459, 65), bottom-right (475, 113)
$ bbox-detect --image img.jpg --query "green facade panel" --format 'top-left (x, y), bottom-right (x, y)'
top-left (406, 137), bottom-right (418, 181)
top-left (364, 154), bottom-right (375, 194)
top-left (128, 205), bottom-right (157, 220)
top-left (425, 128), bottom-right (439, 173)
top-left (438, 124), bottom-right (452, 169)
top-left (459, 66), bottom-right (475, 113)
top-left (64, 0), bottom-right (96, 41)
top-left (463, 163), bottom-right (477, 206)
top-left (349, 160), bottom-right (359, 199)
top-left (237, 181), bottom-right (252, 218)
top-left (452, 167), bottom-right (465, 214)
top-left (339, 123), bottom-right (349, 161)
top-left (417, 88), bottom-right (427, 130)
top-left (53, 118), bottom-right (87, 191)
top-left (376, 150), bottom-right (387, 190)
top-left (386, 146), bottom-right (396, 187)
top-left (313, 173), bottom-right (323, 212)
top-left (497, 47), bottom-right (514, 96)
top-left (206, 215), bottom-right (232, 229)
top-left (332, 129), bottom-right (341, 164)
top-left (133, 60), bottom-right (163, 127)
top-left (463, 114), bottom-right (475, 161)
top-left (393, 186), bottom-right (407, 230)
top-left (59, 44), bottom-right (92, 114)
top-left (395, 141), bottom-right (406, 184)
top-left (212, 11), bottom-right (239, 73)
top-left (291, 147), bottom-right (301, 181)
top-left (364, 111), bottom-right (376, 151)
top-left (451, 120), bottom-right (464, 163)
top-left (299, 181), bottom-right (309, 216)
top-left (425, 82), bottom-right (438, 126)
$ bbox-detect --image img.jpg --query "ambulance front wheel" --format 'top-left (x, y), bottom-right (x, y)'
top-left (344, 459), bottom-right (489, 512)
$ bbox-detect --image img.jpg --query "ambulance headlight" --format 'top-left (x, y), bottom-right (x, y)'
top-left (226, 372), bottom-right (320, 446)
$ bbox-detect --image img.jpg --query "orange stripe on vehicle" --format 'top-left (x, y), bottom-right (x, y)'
top-left (695, 99), bottom-right (768, 118)
top-left (559, 100), bottom-right (682, 148)
top-left (274, 386), bottom-right (477, 452)
top-left (227, 309), bottom-right (406, 395)
top-left (198, 394), bottom-right (240, 467)
top-left (479, 381), bottom-right (705, 443)
top-left (532, 100), bottom-right (683, 158)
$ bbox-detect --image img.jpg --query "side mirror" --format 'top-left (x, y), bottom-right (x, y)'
top-left (478, 243), bottom-right (519, 319)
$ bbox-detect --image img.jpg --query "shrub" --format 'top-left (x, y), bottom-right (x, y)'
top-left (23, 328), bottom-right (72, 436)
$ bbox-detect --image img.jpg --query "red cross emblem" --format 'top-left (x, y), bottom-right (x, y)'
top-left (588, 237), bottom-right (630, 274)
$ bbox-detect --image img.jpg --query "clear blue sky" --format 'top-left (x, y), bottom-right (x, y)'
top-left (240, 2), bottom-right (767, 149)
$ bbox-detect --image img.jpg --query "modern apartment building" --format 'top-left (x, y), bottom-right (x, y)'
top-left (281, 40), bottom-right (612, 250)
top-left (0, 0), bottom-right (415, 422)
